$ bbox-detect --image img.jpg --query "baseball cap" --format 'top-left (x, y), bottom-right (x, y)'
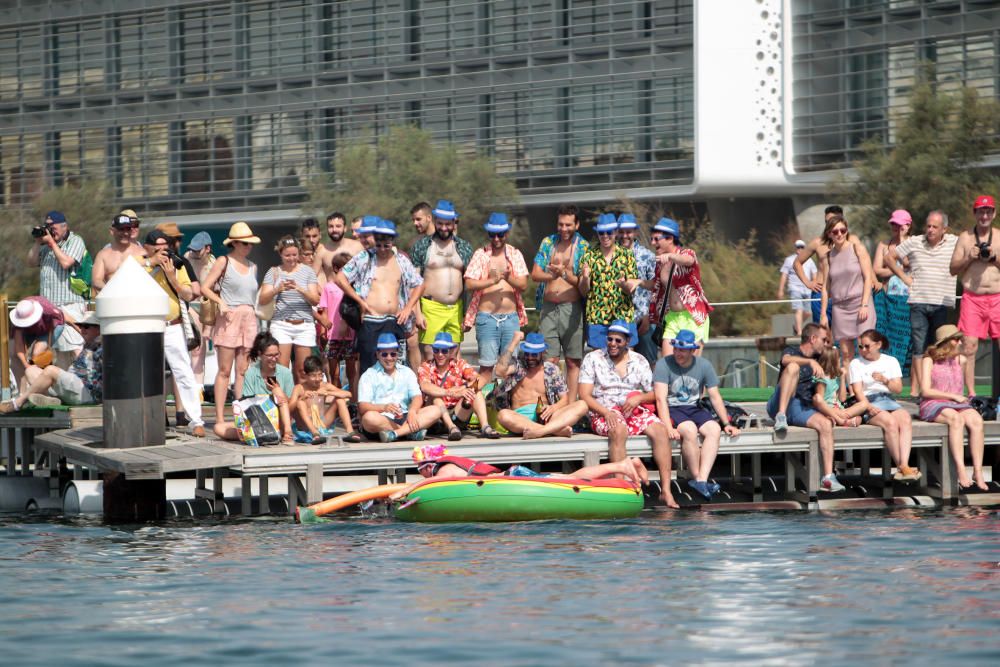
top-left (143, 229), bottom-right (170, 246)
top-left (45, 211), bottom-right (66, 225)
top-left (973, 195), bottom-right (995, 210)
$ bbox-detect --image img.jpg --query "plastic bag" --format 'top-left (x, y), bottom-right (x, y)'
top-left (232, 395), bottom-right (281, 447)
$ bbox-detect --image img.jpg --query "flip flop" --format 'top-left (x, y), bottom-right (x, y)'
top-left (343, 431), bottom-right (362, 444)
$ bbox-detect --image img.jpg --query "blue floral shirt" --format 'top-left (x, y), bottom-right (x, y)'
top-left (532, 232), bottom-right (589, 308)
top-left (69, 341), bottom-right (103, 403)
top-left (628, 242), bottom-right (656, 321)
top-left (493, 359), bottom-right (568, 410)
top-left (342, 248), bottom-right (424, 330)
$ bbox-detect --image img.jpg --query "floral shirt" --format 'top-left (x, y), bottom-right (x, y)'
top-left (532, 232), bottom-right (589, 308)
top-left (493, 359), bottom-right (568, 410)
top-left (69, 341), bottom-right (103, 403)
top-left (579, 349), bottom-right (652, 410)
top-left (342, 248), bottom-right (424, 331)
top-left (409, 235), bottom-right (474, 273)
top-left (628, 242), bottom-right (656, 321)
top-left (582, 244), bottom-right (637, 325)
top-left (417, 357), bottom-right (477, 409)
top-left (463, 244), bottom-right (529, 328)
top-left (648, 248), bottom-right (713, 325)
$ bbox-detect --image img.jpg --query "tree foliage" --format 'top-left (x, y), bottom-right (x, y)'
top-left (303, 124), bottom-right (521, 249)
top-left (0, 180), bottom-right (117, 300)
top-left (848, 69), bottom-right (1000, 237)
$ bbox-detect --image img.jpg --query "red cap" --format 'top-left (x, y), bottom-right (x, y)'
top-left (973, 195), bottom-right (995, 210)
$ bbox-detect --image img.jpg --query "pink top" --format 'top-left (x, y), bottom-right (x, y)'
top-left (928, 356), bottom-right (964, 395)
top-left (828, 243), bottom-right (864, 306)
top-left (317, 281), bottom-right (354, 342)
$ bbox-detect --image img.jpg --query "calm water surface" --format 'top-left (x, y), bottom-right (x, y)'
top-left (1, 507), bottom-right (998, 666)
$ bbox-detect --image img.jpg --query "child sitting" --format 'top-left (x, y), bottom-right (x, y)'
top-left (812, 347), bottom-right (866, 427)
top-left (289, 355), bottom-right (362, 444)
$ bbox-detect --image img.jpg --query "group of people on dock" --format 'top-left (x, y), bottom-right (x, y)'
top-left (4, 195), bottom-right (997, 503)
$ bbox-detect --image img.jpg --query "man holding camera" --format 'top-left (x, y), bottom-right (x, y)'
top-left (951, 195), bottom-right (1000, 366)
top-left (143, 230), bottom-right (206, 437)
top-left (27, 210), bottom-right (89, 365)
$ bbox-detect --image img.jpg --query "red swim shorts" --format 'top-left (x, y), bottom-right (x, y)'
top-left (589, 404), bottom-right (662, 436)
top-left (958, 291), bottom-right (1000, 340)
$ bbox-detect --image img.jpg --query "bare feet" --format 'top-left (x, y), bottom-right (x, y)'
top-left (973, 473), bottom-right (989, 491)
top-left (660, 489), bottom-right (680, 509)
top-left (958, 474), bottom-right (975, 489)
top-left (556, 425), bottom-right (573, 437)
top-left (630, 457), bottom-right (650, 485)
top-left (521, 426), bottom-right (537, 440)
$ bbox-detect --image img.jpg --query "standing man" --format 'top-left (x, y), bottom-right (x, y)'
top-left (950, 195), bottom-right (1000, 387)
top-left (335, 219), bottom-right (424, 373)
top-left (777, 239), bottom-right (817, 336)
top-left (617, 213), bottom-right (658, 364)
top-left (300, 218), bottom-right (322, 252)
top-left (411, 201), bottom-right (435, 238)
top-left (27, 210), bottom-right (88, 365)
top-left (463, 212), bottom-right (529, 388)
top-left (648, 218), bottom-right (713, 356)
top-left (765, 323), bottom-right (844, 493)
top-left (141, 230), bottom-right (206, 437)
top-left (409, 203), bottom-right (473, 361)
top-left (653, 330), bottom-right (740, 501)
top-left (314, 212), bottom-right (363, 285)
top-left (92, 213), bottom-right (145, 292)
top-left (493, 332), bottom-right (590, 439)
top-left (887, 210), bottom-right (958, 397)
top-left (530, 203), bottom-right (589, 401)
top-left (579, 213), bottom-right (640, 349)
top-left (578, 320), bottom-right (676, 508)
top-left (156, 222), bottom-right (202, 299)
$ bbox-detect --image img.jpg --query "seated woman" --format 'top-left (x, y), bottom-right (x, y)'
top-left (214, 333), bottom-right (294, 444)
top-left (848, 329), bottom-right (919, 482)
top-left (918, 325), bottom-right (986, 490)
top-left (8, 297), bottom-right (69, 386)
top-left (389, 445), bottom-right (649, 499)
top-left (289, 355), bottom-right (361, 444)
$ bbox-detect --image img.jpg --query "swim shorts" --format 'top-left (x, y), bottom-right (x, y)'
top-left (589, 404), bottom-right (662, 436)
top-left (957, 291), bottom-right (1000, 340)
top-left (419, 297), bottom-right (464, 345)
top-left (662, 310), bottom-right (710, 347)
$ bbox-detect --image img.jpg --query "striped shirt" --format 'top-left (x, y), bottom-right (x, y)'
top-left (263, 263), bottom-right (318, 322)
top-left (39, 231), bottom-right (86, 307)
top-left (894, 234), bottom-right (959, 307)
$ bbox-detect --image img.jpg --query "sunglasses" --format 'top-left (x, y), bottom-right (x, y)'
top-left (233, 240), bottom-right (251, 246)
top-left (830, 227), bottom-right (848, 236)
top-left (488, 232), bottom-right (506, 239)
top-left (858, 343), bottom-right (877, 350)
top-left (431, 348), bottom-right (451, 355)
top-left (606, 336), bottom-right (627, 345)
top-left (379, 351), bottom-right (398, 358)
top-left (597, 231), bottom-right (616, 236)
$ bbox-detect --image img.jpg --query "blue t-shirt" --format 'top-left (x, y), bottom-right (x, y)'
top-left (357, 364), bottom-right (421, 417)
top-left (652, 355), bottom-right (719, 407)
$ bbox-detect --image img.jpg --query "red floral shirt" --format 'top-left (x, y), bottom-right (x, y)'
top-left (417, 357), bottom-right (477, 408)
top-left (648, 248), bottom-right (713, 326)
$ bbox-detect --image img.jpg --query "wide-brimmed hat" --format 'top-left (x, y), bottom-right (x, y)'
top-left (520, 332), bottom-right (547, 354)
top-left (433, 200), bottom-right (458, 220)
top-left (10, 299), bottom-right (43, 328)
top-left (888, 209), bottom-right (912, 226)
top-left (156, 222), bottom-right (183, 239)
top-left (484, 212), bottom-right (511, 234)
top-left (594, 213), bottom-right (619, 233)
top-left (933, 324), bottom-right (963, 346)
top-left (77, 311), bottom-right (101, 327)
top-left (431, 332), bottom-right (459, 350)
top-left (670, 329), bottom-right (700, 350)
top-left (223, 221), bottom-right (261, 246)
top-left (617, 213), bottom-right (638, 230)
top-left (376, 332), bottom-right (399, 350)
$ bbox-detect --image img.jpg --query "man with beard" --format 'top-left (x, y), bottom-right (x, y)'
top-left (92, 213), bottom-right (145, 292)
top-left (617, 213), bottom-right (658, 364)
top-left (493, 331), bottom-right (589, 439)
top-left (463, 213), bottom-right (529, 388)
top-left (314, 211), bottom-right (363, 285)
top-left (417, 332), bottom-right (498, 440)
top-left (530, 203), bottom-right (589, 401)
top-left (579, 320), bottom-right (676, 508)
top-left (335, 219), bottom-right (424, 372)
top-left (648, 218), bottom-right (713, 356)
top-left (409, 201), bottom-right (473, 361)
top-left (950, 195), bottom-right (1000, 379)
top-left (579, 214), bottom-right (641, 349)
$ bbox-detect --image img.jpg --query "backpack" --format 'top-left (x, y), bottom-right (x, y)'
top-left (69, 250), bottom-right (93, 299)
top-left (698, 396), bottom-right (751, 428)
top-left (969, 396), bottom-right (997, 422)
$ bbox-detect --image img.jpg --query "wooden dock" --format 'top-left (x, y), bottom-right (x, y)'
top-left (3, 403), bottom-right (996, 516)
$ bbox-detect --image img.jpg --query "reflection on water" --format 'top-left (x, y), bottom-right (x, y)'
top-left (1, 508), bottom-right (998, 666)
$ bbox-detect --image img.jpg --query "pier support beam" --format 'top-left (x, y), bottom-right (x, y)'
top-left (102, 472), bottom-right (166, 522)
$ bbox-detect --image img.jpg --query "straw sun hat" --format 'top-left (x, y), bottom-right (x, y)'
top-left (223, 221), bottom-right (261, 246)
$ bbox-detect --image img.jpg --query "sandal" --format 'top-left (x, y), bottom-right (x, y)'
top-left (343, 431), bottom-right (362, 444)
top-left (447, 428), bottom-right (463, 442)
top-left (482, 425), bottom-right (500, 439)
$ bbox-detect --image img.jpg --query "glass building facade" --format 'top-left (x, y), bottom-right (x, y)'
top-left (0, 0), bottom-right (696, 214)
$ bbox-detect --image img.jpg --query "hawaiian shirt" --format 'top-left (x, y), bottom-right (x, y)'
top-left (579, 349), bottom-right (652, 410)
top-left (342, 248), bottom-right (424, 330)
top-left (39, 230), bottom-right (86, 307)
top-left (409, 235), bottom-right (474, 273)
top-left (417, 357), bottom-right (477, 409)
top-left (582, 244), bottom-right (637, 325)
top-left (69, 340), bottom-right (103, 403)
top-left (648, 248), bottom-right (713, 325)
top-left (493, 359), bottom-right (568, 411)
top-left (532, 232), bottom-right (589, 308)
top-left (463, 244), bottom-right (529, 328)
top-left (627, 242), bottom-right (656, 321)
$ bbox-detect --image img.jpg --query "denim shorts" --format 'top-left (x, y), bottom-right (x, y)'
top-left (475, 312), bottom-right (520, 367)
top-left (909, 303), bottom-right (948, 357)
top-left (766, 392), bottom-right (817, 427)
top-left (587, 322), bottom-right (638, 350)
top-left (866, 392), bottom-right (902, 412)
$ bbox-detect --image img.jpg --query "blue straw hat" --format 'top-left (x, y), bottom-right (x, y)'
top-left (594, 213), bottom-right (619, 233)
top-left (652, 217), bottom-right (681, 243)
top-left (608, 320), bottom-right (631, 336)
top-left (617, 213), bottom-right (638, 230)
top-left (358, 215), bottom-right (381, 233)
top-left (431, 332), bottom-right (459, 350)
top-left (376, 333), bottom-right (399, 350)
top-left (433, 200), bottom-right (458, 220)
top-left (520, 333), bottom-right (547, 354)
top-left (372, 219), bottom-right (397, 237)
top-left (670, 329), bottom-right (700, 350)
top-left (484, 212), bottom-right (511, 234)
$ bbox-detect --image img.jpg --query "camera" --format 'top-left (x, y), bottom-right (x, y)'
top-left (166, 249), bottom-right (186, 269)
top-left (31, 225), bottom-right (50, 238)
top-left (976, 241), bottom-right (993, 260)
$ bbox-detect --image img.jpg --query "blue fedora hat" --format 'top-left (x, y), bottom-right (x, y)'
top-left (652, 217), bottom-right (681, 243)
top-left (376, 332), bottom-right (399, 350)
top-left (617, 213), bottom-right (638, 230)
top-left (520, 332), bottom-right (547, 354)
top-left (594, 213), bottom-right (618, 233)
top-left (372, 219), bottom-right (397, 237)
top-left (358, 215), bottom-right (381, 233)
top-left (433, 199), bottom-right (458, 220)
top-left (608, 320), bottom-right (631, 336)
top-left (484, 212), bottom-right (511, 234)
top-left (430, 332), bottom-right (459, 350)
top-left (670, 329), bottom-right (700, 350)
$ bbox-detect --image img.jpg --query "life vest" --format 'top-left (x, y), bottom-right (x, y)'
top-left (431, 456), bottom-right (502, 477)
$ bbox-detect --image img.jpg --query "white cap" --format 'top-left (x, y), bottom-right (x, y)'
top-left (794, 239), bottom-right (806, 248)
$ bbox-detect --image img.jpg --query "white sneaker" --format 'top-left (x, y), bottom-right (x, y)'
top-left (820, 473), bottom-right (845, 493)
top-left (27, 394), bottom-right (61, 408)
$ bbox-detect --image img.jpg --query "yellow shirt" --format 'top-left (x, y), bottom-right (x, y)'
top-left (145, 261), bottom-right (191, 322)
